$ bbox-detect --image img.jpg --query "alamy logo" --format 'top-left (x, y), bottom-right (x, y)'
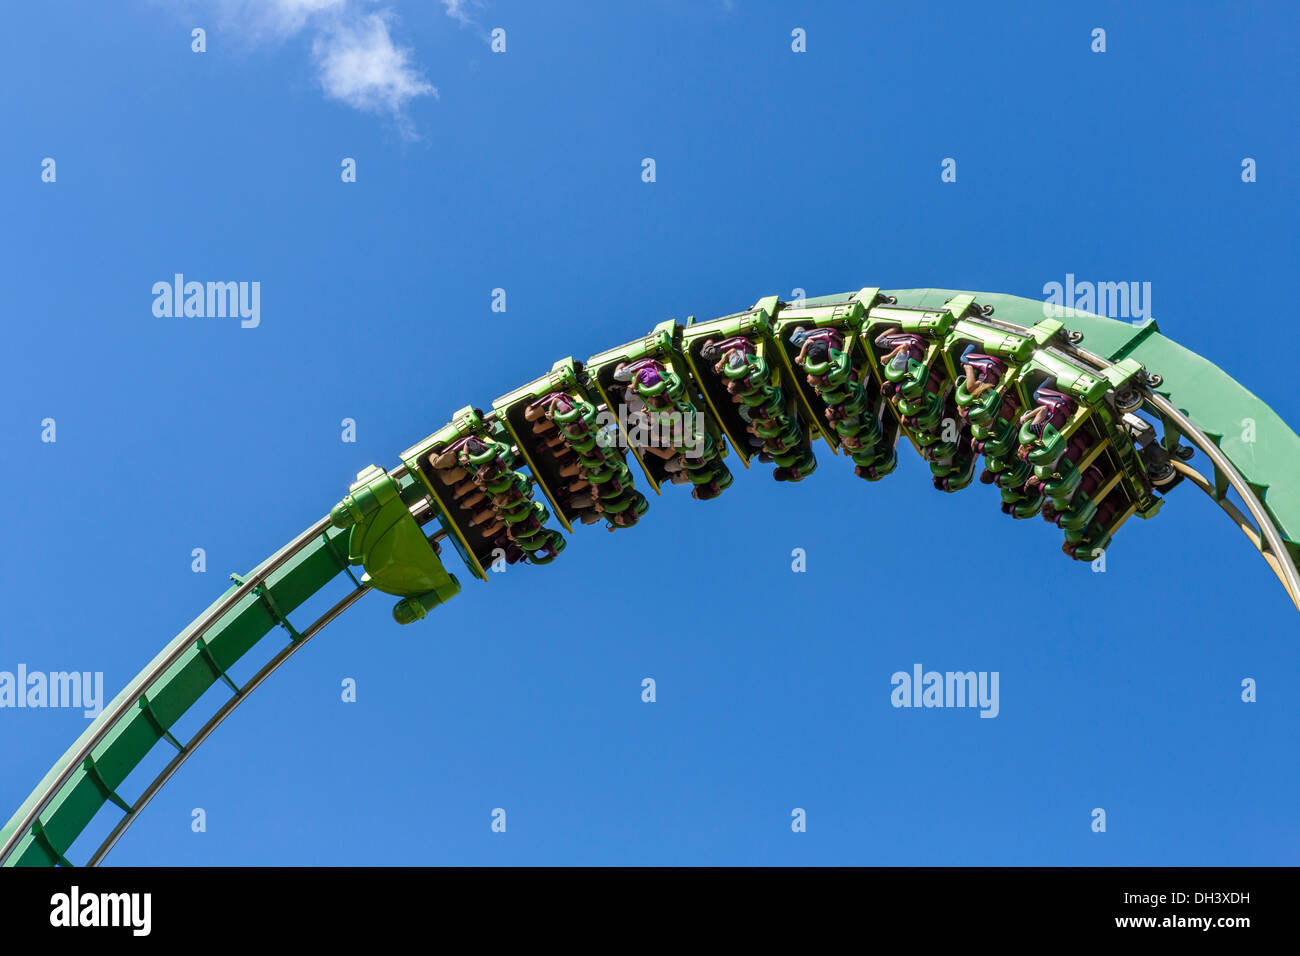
top-left (890, 664), bottom-right (999, 718)
top-left (1041, 273), bottom-right (1151, 322)
top-left (596, 404), bottom-right (706, 459)
top-left (50, 886), bottom-right (151, 936)
top-left (0, 665), bottom-right (104, 718)
top-left (151, 274), bottom-right (260, 328)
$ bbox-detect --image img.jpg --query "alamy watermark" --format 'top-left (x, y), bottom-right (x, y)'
top-left (0, 665), bottom-right (104, 718)
top-left (50, 886), bottom-right (151, 936)
top-left (1042, 273), bottom-right (1151, 323)
top-left (890, 664), bottom-right (999, 718)
top-left (151, 274), bottom-right (260, 328)
top-left (594, 403), bottom-right (705, 459)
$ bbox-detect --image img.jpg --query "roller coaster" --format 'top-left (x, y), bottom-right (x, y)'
top-left (3, 287), bottom-right (1298, 866)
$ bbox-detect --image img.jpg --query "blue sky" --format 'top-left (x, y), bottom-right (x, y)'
top-left (2, 0), bottom-right (1298, 865)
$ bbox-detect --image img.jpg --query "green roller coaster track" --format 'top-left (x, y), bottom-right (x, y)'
top-left (4, 287), bottom-right (1298, 867)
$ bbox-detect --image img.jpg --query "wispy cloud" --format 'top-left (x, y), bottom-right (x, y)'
top-left (313, 12), bottom-right (435, 123)
top-left (440, 0), bottom-right (484, 26)
top-left (172, 1), bottom-right (436, 134)
top-left (189, 0), bottom-right (348, 42)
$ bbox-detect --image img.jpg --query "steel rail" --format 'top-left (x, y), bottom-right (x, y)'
top-left (1146, 392), bottom-right (1300, 612)
top-left (85, 584), bottom-right (372, 866)
top-left (1066, 342), bottom-right (1300, 612)
top-left (81, 496), bottom-right (436, 865)
top-left (8, 298), bottom-right (1298, 868)
top-left (0, 514), bottom-right (336, 865)
top-left (1168, 460), bottom-right (1300, 607)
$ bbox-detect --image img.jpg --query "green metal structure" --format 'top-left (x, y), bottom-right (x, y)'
top-left (3, 287), bottom-right (1297, 867)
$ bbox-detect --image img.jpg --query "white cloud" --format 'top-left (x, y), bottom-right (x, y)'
top-left (440, 0), bottom-right (483, 26)
top-left (197, 0), bottom-right (348, 41)
top-left (313, 12), bottom-right (436, 118)
top-left (172, 1), bottom-right (435, 132)
top-left (263, 0), bottom-right (349, 32)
